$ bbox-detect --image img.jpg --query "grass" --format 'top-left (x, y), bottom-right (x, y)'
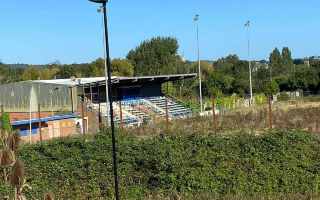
top-left (0, 129), bottom-right (319, 199)
top-left (127, 105), bottom-right (320, 138)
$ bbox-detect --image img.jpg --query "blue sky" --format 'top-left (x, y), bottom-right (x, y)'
top-left (0, 0), bottom-right (319, 64)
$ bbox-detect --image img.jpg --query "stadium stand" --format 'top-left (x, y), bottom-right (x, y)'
top-left (93, 96), bottom-right (192, 127)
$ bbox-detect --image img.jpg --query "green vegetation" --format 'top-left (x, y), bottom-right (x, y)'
top-left (0, 130), bottom-right (319, 199)
top-left (127, 37), bottom-right (185, 76)
top-left (1, 37), bottom-right (320, 100)
top-left (0, 112), bottom-right (12, 132)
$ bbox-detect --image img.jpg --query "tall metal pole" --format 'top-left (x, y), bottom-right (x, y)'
top-left (245, 20), bottom-right (253, 106)
top-left (194, 14), bottom-right (203, 113)
top-left (98, 7), bottom-right (110, 126)
top-left (102, 3), bottom-right (120, 200)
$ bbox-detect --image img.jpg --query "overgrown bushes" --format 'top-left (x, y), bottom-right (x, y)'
top-left (2, 130), bottom-right (318, 199)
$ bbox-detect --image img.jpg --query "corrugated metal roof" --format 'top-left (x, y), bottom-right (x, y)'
top-left (79, 73), bottom-right (198, 87)
top-left (33, 77), bottom-right (117, 86)
top-left (11, 114), bottom-right (77, 126)
top-left (33, 73), bottom-right (197, 87)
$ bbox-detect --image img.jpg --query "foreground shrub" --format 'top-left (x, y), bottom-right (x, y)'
top-left (9, 130), bottom-right (320, 199)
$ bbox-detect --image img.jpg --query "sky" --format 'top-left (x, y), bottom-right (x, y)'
top-left (0, 0), bottom-right (319, 64)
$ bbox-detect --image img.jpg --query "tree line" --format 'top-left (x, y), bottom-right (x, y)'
top-left (0, 36), bottom-right (319, 98)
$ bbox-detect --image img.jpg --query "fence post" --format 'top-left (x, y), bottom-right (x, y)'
top-left (119, 101), bottom-right (123, 129)
top-left (38, 104), bottom-right (43, 143)
top-left (268, 96), bottom-right (273, 129)
top-left (212, 97), bottom-right (217, 132)
top-left (165, 97), bottom-right (169, 132)
top-left (81, 96), bottom-right (85, 135)
top-left (165, 82), bottom-right (170, 133)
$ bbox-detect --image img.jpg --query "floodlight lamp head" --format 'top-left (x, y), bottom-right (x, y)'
top-left (89, 0), bottom-right (108, 3)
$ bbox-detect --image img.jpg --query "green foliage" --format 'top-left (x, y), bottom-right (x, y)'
top-left (210, 55), bottom-right (250, 96)
top-left (21, 67), bottom-right (41, 80)
top-left (127, 37), bottom-right (183, 76)
top-left (0, 64), bottom-right (24, 83)
top-left (0, 112), bottom-right (12, 131)
top-left (281, 47), bottom-right (294, 69)
top-left (112, 59), bottom-right (134, 77)
top-left (21, 66), bottom-right (60, 81)
top-left (269, 48), bottom-right (282, 74)
top-left (264, 80), bottom-right (279, 96)
top-left (2, 44), bottom-right (320, 98)
top-left (209, 87), bottom-right (222, 98)
top-left (254, 94), bottom-right (267, 105)
top-left (7, 130), bottom-right (319, 199)
top-left (290, 65), bottom-right (319, 91)
top-left (162, 82), bottom-right (177, 97)
top-left (216, 94), bottom-right (238, 109)
top-left (0, 182), bottom-right (14, 199)
top-left (89, 58), bottom-right (105, 77)
top-left (278, 92), bottom-right (290, 101)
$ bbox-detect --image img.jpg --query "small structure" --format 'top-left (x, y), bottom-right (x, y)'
top-left (11, 114), bottom-right (77, 142)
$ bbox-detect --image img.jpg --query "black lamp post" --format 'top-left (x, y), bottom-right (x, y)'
top-left (88, 1), bottom-right (120, 200)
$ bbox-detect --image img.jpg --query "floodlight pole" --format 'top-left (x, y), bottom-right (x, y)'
top-left (245, 20), bottom-right (253, 106)
top-left (194, 14), bottom-right (203, 113)
top-left (89, 1), bottom-right (120, 200)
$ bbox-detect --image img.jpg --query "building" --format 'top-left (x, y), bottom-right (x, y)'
top-left (0, 73), bottom-right (197, 142)
top-left (11, 114), bottom-right (77, 143)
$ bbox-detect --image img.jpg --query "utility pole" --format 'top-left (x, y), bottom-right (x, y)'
top-left (245, 20), bottom-right (253, 106)
top-left (194, 14), bottom-right (203, 113)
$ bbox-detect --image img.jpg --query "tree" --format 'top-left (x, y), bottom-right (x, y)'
top-left (213, 55), bottom-right (250, 96)
top-left (281, 47), bottom-right (294, 69)
top-left (264, 80), bottom-right (279, 96)
top-left (111, 59), bottom-right (134, 77)
top-left (269, 48), bottom-right (282, 74)
top-left (127, 37), bottom-right (182, 76)
top-left (264, 80), bottom-right (279, 129)
top-left (40, 68), bottom-right (59, 80)
top-left (89, 58), bottom-right (105, 77)
top-left (21, 67), bottom-right (40, 80)
top-left (269, 47), bottom-right (294, 91)
top-left (254, 66), bottom-right (269, 94)
top-left (292, 65), bottom-right (319, 92)
top-left (190, 61), bottom-right (214, 80)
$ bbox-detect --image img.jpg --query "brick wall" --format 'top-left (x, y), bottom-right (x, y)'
top-left (20, 118), bottom-right (77, 143)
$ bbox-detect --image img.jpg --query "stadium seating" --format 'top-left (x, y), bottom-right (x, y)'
top-left (145, 96), bottom-right (192, 119)
top-left (91, 96), bottom-right (192, 127)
